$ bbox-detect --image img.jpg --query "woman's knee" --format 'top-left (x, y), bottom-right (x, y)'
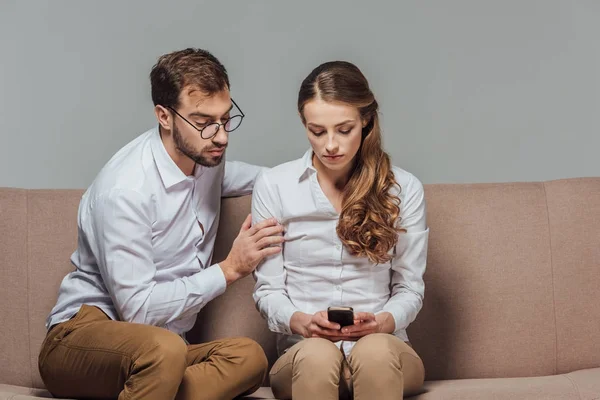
top-left (349, 333), bottom-right (402, 369)
top-left (294, 338), bottom-right (343, 370)
top-left (349, 333), bottom-right (425, 392)
top-left (292, 339), bottom-right (344, 397)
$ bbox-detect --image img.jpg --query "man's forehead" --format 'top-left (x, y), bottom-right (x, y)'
top-left (180, 87), bottom-right (231, 110)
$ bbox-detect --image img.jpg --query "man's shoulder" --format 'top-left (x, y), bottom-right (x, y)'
top-left (84, 129), bottom-right (158, 204)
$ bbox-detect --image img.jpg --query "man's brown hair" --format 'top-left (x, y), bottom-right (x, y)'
top-left (150, 48), bottom-right (230, 108)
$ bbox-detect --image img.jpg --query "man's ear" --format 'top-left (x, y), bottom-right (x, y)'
top-left (154, 105), bottom-right (171, 131)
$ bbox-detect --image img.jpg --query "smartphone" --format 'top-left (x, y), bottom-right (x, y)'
top-left (327, 306), bottom-right (354, 328)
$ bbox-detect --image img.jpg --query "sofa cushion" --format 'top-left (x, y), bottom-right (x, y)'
top-left (0, 384), bottom-right (55, 399)
top-left (564, 367), bottom-right (600, 400)
top-left (243, 386), bottom-right (276, 399)
top-left (413, 367), bottom-right (600, 400)
top-left (5, 368), bottom-right (597, 400)
top-left (0, 384), bottom-right (275, 399)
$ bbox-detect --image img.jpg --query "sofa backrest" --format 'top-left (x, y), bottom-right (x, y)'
top-left (407, 179), bottom-right (600, 380)
top-left (0, 189), bottom-right (83, 388)
top-left (0, 178), bottom-right (598, 388)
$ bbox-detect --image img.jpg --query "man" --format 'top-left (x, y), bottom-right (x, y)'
top-left (38, 48), bottom-right (284, 400)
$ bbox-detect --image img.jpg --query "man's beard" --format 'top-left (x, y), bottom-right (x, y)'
top-left (173, 124), bottom-right (225, 168)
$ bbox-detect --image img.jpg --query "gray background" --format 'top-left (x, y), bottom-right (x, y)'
top-left (1, 0), bottom-right (598, 189)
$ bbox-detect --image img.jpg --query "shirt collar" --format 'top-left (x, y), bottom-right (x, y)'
top-left (150, 126), bottom-right (205, 190)
top-left (298, 148), bottom-right (316, 181)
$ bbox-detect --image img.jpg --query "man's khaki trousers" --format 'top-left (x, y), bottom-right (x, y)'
top-left (38, 305), bottom-right (268, 400)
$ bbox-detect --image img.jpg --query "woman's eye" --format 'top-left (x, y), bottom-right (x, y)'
top-left (310, 130), bottom-right (325, 137)
top-left (339, 127), bottom-right (354, 134)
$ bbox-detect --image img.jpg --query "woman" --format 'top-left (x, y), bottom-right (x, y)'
top-left (252, 61), bottom-right (428, 400)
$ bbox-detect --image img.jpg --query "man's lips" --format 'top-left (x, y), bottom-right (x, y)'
top-left (207, 148), bottom-right (225, 155)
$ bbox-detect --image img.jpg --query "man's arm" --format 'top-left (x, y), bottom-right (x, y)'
top-left (89, 188), bottom-right (227, 326)
top-left (221, 160), bottom-right (267, 197)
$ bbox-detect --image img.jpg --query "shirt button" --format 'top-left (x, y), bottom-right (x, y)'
top-left (335, 244), bottom-right (341, 250)
top-left (335, 285), bottom-right (342, 291)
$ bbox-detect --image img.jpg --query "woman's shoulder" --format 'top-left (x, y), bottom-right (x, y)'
top-left (257, 154), bottom-right (308, 187)
top-left (390, 165), bottom-right (424, 197)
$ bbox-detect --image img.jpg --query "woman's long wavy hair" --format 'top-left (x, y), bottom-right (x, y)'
top-left (298, 61), bottom-right (404, 264)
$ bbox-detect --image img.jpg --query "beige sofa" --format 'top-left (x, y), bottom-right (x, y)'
top-left (1, 177), bottom-right (599, 399)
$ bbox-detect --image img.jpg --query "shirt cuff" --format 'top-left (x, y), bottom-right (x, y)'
top-left (376, 307), bottom-right (406, 334)
top-left (264, 299), bottom-right (300, 335)
top-left (192, 264), bottom-right (227, 304)
top-left (280, 304), bottom-right (300, 335)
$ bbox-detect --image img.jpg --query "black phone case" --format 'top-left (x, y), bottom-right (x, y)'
top-left (327, 309), bottom-right (354, 327)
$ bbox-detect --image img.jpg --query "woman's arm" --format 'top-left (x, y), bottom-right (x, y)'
top-left (251, 171), bottom-right (300, 335)
top-left (378, 174), bottom-right (429, 334)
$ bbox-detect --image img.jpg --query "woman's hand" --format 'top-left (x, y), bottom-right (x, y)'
top-left (336, 312), bottom-right (396, 341)
top-left (290, 311), bottom-right (347, 341)
top-left (290, 311), bottom-right (396, 342)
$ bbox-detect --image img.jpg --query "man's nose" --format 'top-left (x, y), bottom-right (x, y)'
top-left (212, 125), bottom-right (228, 146)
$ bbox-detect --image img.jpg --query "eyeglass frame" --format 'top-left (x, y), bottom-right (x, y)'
top-left (166, 98), bottom-right (245, 140)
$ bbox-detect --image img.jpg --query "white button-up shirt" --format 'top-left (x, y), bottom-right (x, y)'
top-left (47, 126), bottom-right (264, 335)
top-left (252, 150), bottom-right (429, 355)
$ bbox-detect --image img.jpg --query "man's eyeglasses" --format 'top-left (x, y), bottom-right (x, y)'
top-left (167, 99), bottom-right (245, 140)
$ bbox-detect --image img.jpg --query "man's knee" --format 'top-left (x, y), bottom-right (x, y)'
top-left (215, 337), bottom-right (268, 387)
top-left (238, 338), bottom-right (269, 380)
top-left (138, 327), bottom-right (188, 377)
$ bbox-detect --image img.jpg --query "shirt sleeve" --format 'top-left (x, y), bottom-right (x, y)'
top-left (251, 172), bottom-right (300, 335)
top-left (221, 160), bottom-right (267, 197)
top-left (88, 188), bottom-right (227, 326)
top-left (377, 175), bottom-right (429, 333)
